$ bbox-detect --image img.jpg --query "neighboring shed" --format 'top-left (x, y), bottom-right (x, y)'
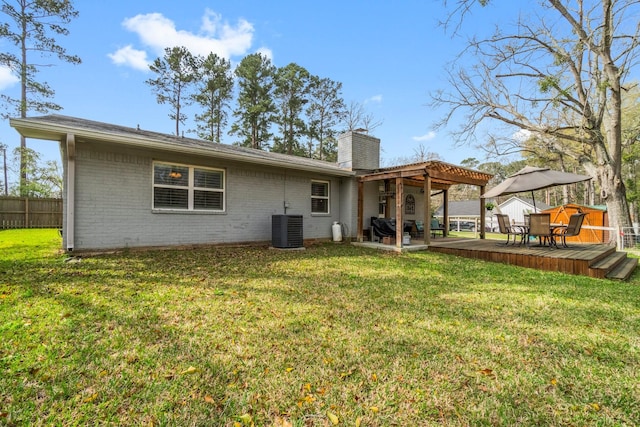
top-left (542, 203), bottom-right (609, 244)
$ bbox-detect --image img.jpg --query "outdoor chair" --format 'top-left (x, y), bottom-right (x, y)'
top-left (430, 218), bottom-right (445, 238)
top-left (528, 213), bottom-right (554, 247)
top-left (413, 220), bottom-right (424, 239)
top-left (495, 214), bottom-right (527, 245)
top-left (552, 212), bottom-right (586, 248)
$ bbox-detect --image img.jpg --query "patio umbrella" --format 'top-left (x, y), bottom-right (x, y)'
top-left (482, 166), bottom-right (592, 210)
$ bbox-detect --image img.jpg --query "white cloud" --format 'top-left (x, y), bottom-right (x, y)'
top-left (412, 131), bottom-right (436, 142)
top-left (109, 9), bottom-right (255, 70)
top-left (0, 66), bottom-right (18, 90)
top-left (364, 94), bottom-right (383, 104)
top-left (255, 47), bottom-right (273, 61)
top-left (512, 128), bottom-right (531, 141)
top-left (108, 45), bottom-right (150, 71)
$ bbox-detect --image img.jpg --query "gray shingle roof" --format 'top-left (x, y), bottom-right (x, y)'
top-left (434, 200), bottom-right (496, 217)
top-left (10, 114), bottom-right (354, 177)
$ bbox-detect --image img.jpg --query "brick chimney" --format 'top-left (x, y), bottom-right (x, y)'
top-left (337, 130), bottom-right (380, 171)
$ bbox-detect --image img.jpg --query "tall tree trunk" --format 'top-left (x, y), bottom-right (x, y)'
top-left (20, 5), bottom-right (28, 196)
top-left (583, 158), bottom-right (632, 238)
top-left (601, 36), bottom-right (633, 232)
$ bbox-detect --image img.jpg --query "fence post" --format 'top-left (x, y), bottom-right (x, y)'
top-left (617, 227), bottom-right (623, 250)
top-left (24, 197), bottom-right (29, 228)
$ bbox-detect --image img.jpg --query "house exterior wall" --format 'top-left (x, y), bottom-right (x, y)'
top-left (498, 198), bottom-right (536, 225)
top-left (67, 141), bottom-right (343, 252)
top-left (381, 186), bottom-right (426, 221)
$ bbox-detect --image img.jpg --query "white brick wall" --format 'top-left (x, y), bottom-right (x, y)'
top-left (67, 142), bottom-right (342, 251)
top-left (337, 131), bottom-right (380, 170)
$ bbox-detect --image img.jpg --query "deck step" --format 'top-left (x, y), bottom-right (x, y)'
top-left (590, 251), bottom-right (627, 272)
top-left (606, 257), bottom-right (638, 280)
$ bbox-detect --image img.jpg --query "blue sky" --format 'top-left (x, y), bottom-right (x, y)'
top-left (0, 0), bottom-right (521, 179)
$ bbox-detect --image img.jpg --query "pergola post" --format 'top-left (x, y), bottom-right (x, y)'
top-left (395, 177), bottom-right (403, 248)
top-left (443, 188), bottom-right (449, 237)
top-left (424, 174), bottom-right (431, 245)
top-left (480, 185), bottom-right (486, 239)
top-left (384, 179), bottom-right (391, 218)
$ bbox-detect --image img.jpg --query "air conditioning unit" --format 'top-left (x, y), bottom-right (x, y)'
top-left (272, 215), bottom-right (303, 248)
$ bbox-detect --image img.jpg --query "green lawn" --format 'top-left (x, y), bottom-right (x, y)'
top-left (1, 229), bottom-right (639, 426)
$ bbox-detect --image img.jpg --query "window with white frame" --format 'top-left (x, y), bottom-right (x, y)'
top-left (153, 162), bottom-right (225, 211)
top-left (311, 180), bottom-right (330, 214)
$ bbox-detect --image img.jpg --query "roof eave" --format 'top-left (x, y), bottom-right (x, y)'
top-left (10, 117), bottom-right (355, 178)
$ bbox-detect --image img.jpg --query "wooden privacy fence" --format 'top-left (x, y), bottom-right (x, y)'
top-left (0, 197), bottom-right (63, 229)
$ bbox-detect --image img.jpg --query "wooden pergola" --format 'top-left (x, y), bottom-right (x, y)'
top-left (357, 161), bottom-right (493, 248)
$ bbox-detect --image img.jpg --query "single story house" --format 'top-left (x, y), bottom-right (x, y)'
top-left (10, 115), bottom-right (493, 252)
top-left (433, 200), bottom-right (497, 231)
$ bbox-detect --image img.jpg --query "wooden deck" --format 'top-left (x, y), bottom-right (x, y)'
top-left (426, 238), bottom-right (637, 280)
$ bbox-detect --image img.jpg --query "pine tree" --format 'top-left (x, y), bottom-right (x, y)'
top-left (146, 46), bottom-right (198, 136)
top-left (230, 53), bottom-right (275, 150)
top-left (0, 0), bottom-right (81, 195)
top-left (192, 53), bottom-right (233, 143)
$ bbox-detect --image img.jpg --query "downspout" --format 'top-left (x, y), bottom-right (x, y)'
top-left (66, 133), bottom-right (75, 252)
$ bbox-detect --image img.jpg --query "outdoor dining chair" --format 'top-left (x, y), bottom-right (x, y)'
top-left (528, 213), bottom-right (554, 247)
top-left (495, 214), bottom-right (527, 245)
top-left (430, 218), bottom-right (445, 238)
top-left (552, 212), bottom-right (586, 248)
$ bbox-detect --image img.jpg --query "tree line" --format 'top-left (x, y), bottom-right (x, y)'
top-left (1, 0), bottom-right (639, 233)
top-left (432, 0), bottom-right (640, 232)
top-left (146, 47), bottom-right (379, 162)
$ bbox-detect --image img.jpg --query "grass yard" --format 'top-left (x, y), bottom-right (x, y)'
top-left (1, 229), bottom-right (639, 426)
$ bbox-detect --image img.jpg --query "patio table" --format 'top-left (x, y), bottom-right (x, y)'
top-left (521, 223), bottom-right (568, 247)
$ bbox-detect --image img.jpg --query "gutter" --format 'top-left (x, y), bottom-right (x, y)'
top-left (9, 117), bottom-right (355, 178)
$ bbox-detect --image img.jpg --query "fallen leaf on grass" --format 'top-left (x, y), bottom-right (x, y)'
top-left (589, 403), bottom-right (601, 411)
top-left (204, 395), bottom-right (215, 403)
top-left (370, 406), bottom-right (379, 414)
top-left (339, 370), bottom-right (353, 379)
top-left (355, 416), bottom-right (362, 427)
top-left (180, 366), bottom-right (198, 375)
top-left (273, 417), bottom-right (292, 427)
top-left (237, 413), bottom-right (252, 425)
top-left (478, 368), bottom-right (495, 377)
top-left (0, 411), bottom-right (8, 418)
top-left (327, 412), bottom-right (339, 425)
top-left (83, 393), bottom-right (98, 403)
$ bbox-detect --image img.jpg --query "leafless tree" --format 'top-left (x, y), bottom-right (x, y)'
top-left (433, 0), bottom-right (640, 231)
top-left (342, 100), bottom-right (383, 134)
